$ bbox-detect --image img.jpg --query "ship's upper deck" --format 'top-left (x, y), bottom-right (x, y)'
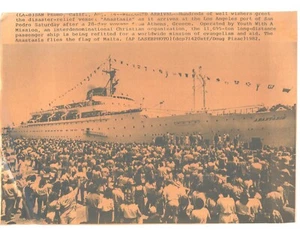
top-left (27, 94), bottom-right (141, 124)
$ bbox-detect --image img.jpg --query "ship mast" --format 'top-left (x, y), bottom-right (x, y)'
top-left (192, 69), bottom-right (196, 111)
top-left (103, 56), bottom-right (118, 96)
top-left (197, 66), bottom-right (206, 110)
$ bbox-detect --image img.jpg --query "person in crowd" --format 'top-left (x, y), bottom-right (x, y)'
top-left (56, 181), bottom-right (78, 224)
top-left (21, 175), bottom-right (36, 220)
top-left (2, 178), bottom-right (18, 221)
top-left (235, 192), bottom-right (254, 223)
top-left (143, 206), bottom-right (161, 223)
top-left (190, 198), bottom-right (211, 223)
top-left (216, 184), bottom-right (239, 223)
top-left (85, 183), bottom-right (102, 224)
top-left (45, 192), bottom-right (59, 224)
top-left (120, 188), bottom-right (142, 223)
top-left (178, 195), bottom-right (192, 223)
top-left (99, 188), bottom-right (114, 223)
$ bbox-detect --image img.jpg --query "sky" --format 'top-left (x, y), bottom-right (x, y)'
top-left (1, 41), bottom-right (297, 126)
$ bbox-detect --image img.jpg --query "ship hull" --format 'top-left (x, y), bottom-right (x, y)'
top-left (9, 109), bottom-right (296, 147)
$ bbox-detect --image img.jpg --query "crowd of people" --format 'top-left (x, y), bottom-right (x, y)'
top-left (1, 133), bottom-right (296, 224)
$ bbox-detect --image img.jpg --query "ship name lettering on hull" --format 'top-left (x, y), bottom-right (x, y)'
top-left (254, 115), bottom-right (286, 122)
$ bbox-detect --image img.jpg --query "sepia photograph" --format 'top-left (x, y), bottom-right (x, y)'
top-left (0, 11), bottom-right (297, 225)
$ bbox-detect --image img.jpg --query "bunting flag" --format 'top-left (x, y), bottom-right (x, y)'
top-left (121, 61), bottom-right (123, 64)
top-left (256, 84), bottom-right (260, 91)
top-left (185, 73), bottom-right (188, 78)
top-left (246, 82), bottom-right (251, 86)
top-left (178, 73), bottom-right (182, 77)
top-left (165, 71), bottom-right (169, 78)
top-left (282, 88), bottom-right (291, 93)
top-left (206, 76), bottom-right (210, 80)
top-left (225, 81), bottom-right (229, 85)
top-left (137, 65), bottom-right (141, 69)
top-left (144, 66), bottom-right (147, 71)
top-left (234, 80), bottom-right (240, 84)
top-left (94, 70), bottom-right (97, 73)
top-left (159, 69), bottom-right (163, 74)
top-left (216, 78), bottom-right (220, 82)
top-left (97, 66), bottom-right (100, 70)
top-left (159, 101), bottom-right (165, 105)
top-left (268, 84), bottom-right (275, 89)
top-left (192, 69), bottom-right (196, 78)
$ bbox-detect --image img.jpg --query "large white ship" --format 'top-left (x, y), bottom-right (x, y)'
top-left (9, 58), bottom-right (296, 147)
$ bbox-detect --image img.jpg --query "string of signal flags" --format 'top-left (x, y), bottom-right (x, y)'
top-left (48, 61), bottom-right (107, 107)
top-left (111, 58), bottom-right (293, 94)
top-left (46, 57), bottom-right (293, 108)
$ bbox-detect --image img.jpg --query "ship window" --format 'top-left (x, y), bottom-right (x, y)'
top-left (124, 126), bottom-right (126, 129)
top-left (132, 117), bottom-right (134, 119)
top-left (159, 124), bottom-right (161, 126)
top-left (122, 135), bottom-right (124, 137)
top-left (107, 128), bottom-right (110, 130)
top-left (121, 118), bottom-right (123, 120)
top-left (129, 135), bottom-right (131, 137)
top-left (243, 117), bottom-right (245, 119)
top-left (216, 120), bottom-right (218, 122)
top-left (113, 127), bottom-right (115, 129)
top-left (206, 120), bottom-right (208, 122)
top-left (115, 119), bottom-right (117, 121)
top-left (133, 126), bottom-right (135, 128)
top-left (143, 125), bottom-right (145, 128)
top-left (144, 134), bottom-right (146, 136)
top-left (116, 135), bottom-right (118, 137)
top-left (165, 124), bottom-right (167, 126)
top-left (151, 125), bottom-right (153, 127)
